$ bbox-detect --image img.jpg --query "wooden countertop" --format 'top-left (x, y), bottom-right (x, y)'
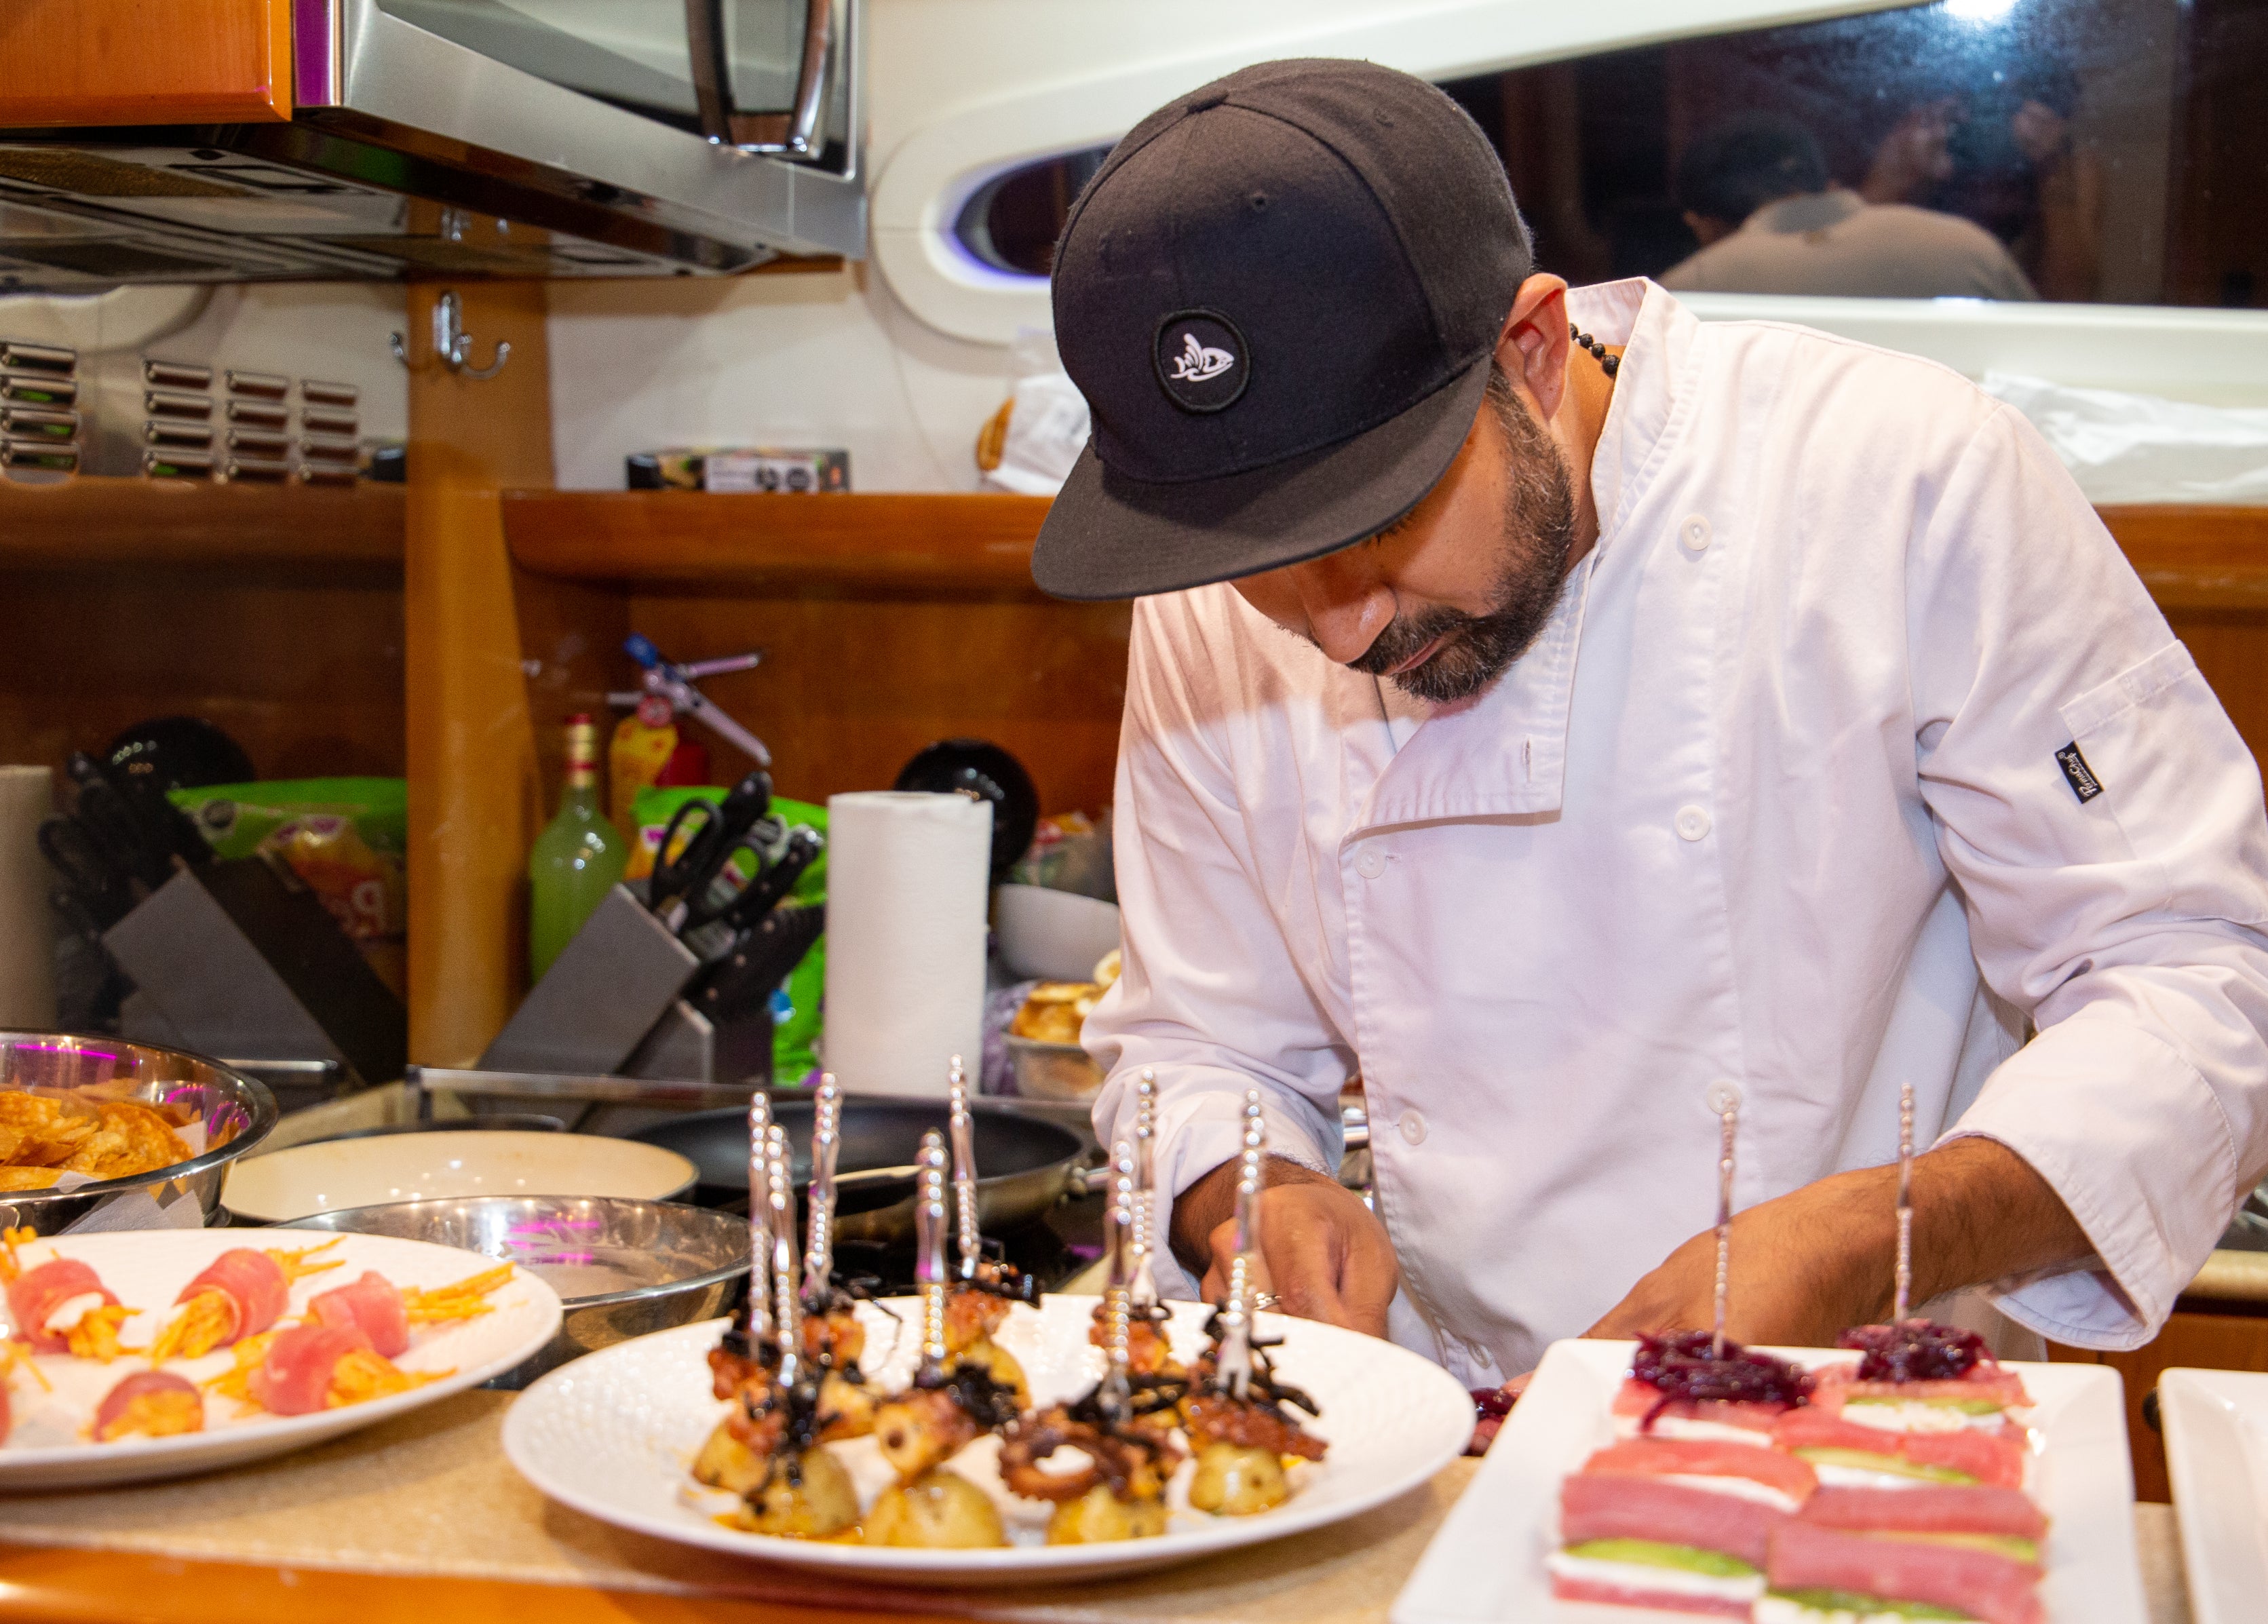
top-left (0, 1389), bottom-right (2197, 1624)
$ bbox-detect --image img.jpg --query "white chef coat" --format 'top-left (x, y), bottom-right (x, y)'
top-left (1083, 278), bottom-right (2268, 1385)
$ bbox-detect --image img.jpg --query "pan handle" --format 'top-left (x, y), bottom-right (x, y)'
top-left (1068, 1102), bottom-right (1370, 1195)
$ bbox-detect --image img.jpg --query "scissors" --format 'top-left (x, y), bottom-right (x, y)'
top-left (705, 825), bottom-right (823, 938)
top-left (648, 770), bottom-right (772, 931)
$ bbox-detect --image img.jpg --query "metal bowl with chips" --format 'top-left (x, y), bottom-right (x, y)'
top-left (0, 1032), bottom-right (278, 1236)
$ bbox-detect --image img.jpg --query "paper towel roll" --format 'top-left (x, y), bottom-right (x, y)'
top-left (0, 765), bottom-right (57, 1027)
top-left (822, 790), bottom-right (993, 1098)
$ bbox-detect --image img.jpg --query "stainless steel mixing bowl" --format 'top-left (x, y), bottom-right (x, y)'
top-left (0, 1032), bottom-right (279, 1236)
top-left (279, 1195), bottom-right (750, 1387)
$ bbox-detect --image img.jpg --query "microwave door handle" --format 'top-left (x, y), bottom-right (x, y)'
top-left (686, 0), bottom-right (832, 157)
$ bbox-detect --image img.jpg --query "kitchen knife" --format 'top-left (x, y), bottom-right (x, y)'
top-left (708, 825), bottom-right (824, 937)
top-left (38, 816), bottom-right (136, 927)
top-left (693, 903), bottom-right (826, 1026)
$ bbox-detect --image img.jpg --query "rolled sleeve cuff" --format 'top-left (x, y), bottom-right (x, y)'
top-left (1944, 1012), bottom-right (2239, 1352)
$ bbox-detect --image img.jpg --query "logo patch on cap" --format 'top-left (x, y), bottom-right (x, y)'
top-left (1153, 309), bottom-right (1249, 414)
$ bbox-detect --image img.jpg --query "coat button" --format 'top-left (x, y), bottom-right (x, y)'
top-left (1354, 847), bottom-right (1387, 880)
top-left (1398, 1109), bottom-right (1427, 1145)
top-left (1675, 805), bottom-right (1712, 842)
top-left (1680, 514), bottom-right (1712, 555)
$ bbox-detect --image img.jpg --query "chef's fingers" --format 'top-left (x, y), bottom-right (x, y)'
top-left (1204, 1185), bottom-right (1396, 1338)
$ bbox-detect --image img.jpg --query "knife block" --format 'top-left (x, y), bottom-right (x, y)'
top-left (478, 884), bottom-right (703, 1075)
top-left (623, 998), bottom-right (774, 1086)
top-left (104, 856), bottom-right (407, 1088)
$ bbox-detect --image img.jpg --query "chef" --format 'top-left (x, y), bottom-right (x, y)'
top-left (1028, 58), bottom-right (2268, 1386)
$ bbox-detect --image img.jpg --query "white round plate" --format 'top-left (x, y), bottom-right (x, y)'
top-left (0, 1229), bottom-right (562, 1490)
top-left (503, 1294), bottom-right (1474, 1586)
top-left (223, 1131), bottom-right (697, 1223)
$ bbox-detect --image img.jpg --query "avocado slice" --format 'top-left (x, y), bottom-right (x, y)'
top-left (1563, 1539), bottom-right (1758, 1579)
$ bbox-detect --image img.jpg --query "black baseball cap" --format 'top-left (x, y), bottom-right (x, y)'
top-left (1031, 58), bottom-right (1534, 602)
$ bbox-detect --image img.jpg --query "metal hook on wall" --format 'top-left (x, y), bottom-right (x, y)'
top-left (388, 290), bottom-right (511, 380)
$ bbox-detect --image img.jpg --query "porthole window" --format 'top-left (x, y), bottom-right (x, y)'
top-left (952, 145), bottom-right (1111, 277)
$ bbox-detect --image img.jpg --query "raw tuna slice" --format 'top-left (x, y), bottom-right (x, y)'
top-left (307, 1272), bottom-right (411, 1359)
top-left (1801, 1483), bottom-right (2046, 1541)
top-left (92, 1370), bottom-right (205, 1442)
top-left (1562, 1471), bottom-right (1790, 1568)
top-left (1612, 1380), bottom-right (1786, 1442)
top-left (6, 1257), bottom-right (120, 1353)
top-left (247, 1324), bottom-right (371, 1416)
top-left (1768, 1515), bottom-right (2045, 1624)
top-left (1774, 1408), bottom-right (2029, 1489)
top-left (1581, 1436), bottom-right (1819, 1505)
top-left (176, 1249), bottom-right (292, 1347)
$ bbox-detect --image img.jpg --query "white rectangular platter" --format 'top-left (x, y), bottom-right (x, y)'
top-left (2158, 1366), bottom-right (2268, 1624)
top-left (1392, 1337), bottom-right (2145, 1624)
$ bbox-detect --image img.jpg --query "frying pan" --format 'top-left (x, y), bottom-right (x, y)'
top-left (630, 1096), bottom-right (1097, 1246)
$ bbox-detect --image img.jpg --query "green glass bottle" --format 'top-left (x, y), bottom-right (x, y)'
top-left (528, 713), bottom-right (626, 981)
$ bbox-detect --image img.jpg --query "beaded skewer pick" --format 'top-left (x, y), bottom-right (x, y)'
top-left (745, 1091), bottom-right (775, 1348)
top-left (1894, 1079), bottom-right (1915, 1324)
top-left (914, 1130), bottom-right (950, 1376)
top-left (1099, 1138), bottom-right (1138, 1423)
top-left (1130, 1070), bottom-right (1159, 1309)
top-left (948, 1057), bottom-right (981, 1282)
top-left (767, 1124), bottom-right (800, 1381)
top-left (802, 1075), bottom-right (842, 1311)
top-left (1706, 1082), bottom-right (1742, 1360)
top-left (1216, 1090), bottom-right (1266, 1400)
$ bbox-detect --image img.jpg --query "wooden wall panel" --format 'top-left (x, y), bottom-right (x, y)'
top-left (404, 283), bottom-right (554, 1066)
top-left (0, 0), bottom-right (292, 126)
top-left (623, 594), bottom-right (1132, 816)
top-left (0, 565), bottom-right (402, 779)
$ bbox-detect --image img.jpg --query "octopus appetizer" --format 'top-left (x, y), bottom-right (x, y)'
top-left (938, 1069), bottom-right (1041, 1408)
top-left (147, 1240), bottom-right (346, 1363)
top-left (999, 1389), bottom-right (1185, 1543)
top-left (1179, 1089), bottom-right (1326, 1517)
top-left (3, 1228), bottom-right (138, 1361)
top-left (863, 1125), bottom-right (1012, 1549)
top-left (693, 1094), bottom-right (859, 1538)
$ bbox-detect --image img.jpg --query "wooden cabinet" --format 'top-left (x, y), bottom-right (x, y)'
top-left (0, 0), bottom-right (293, 127)
top-left (2052, 1301), bottom-right (2268, 1503)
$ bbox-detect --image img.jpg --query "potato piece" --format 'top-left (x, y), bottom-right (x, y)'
top-left (864, 1468), bottom-right (1006, 1548)
top-left (692, 1418), bottom-right (772, 1496)
top-left (739, 1448), bottom-right (859, 1538)
top-left (1188, 1441), bottom-right (1289, 1515)
top-left (1046, 1482), bottom-right (1170, 1545)
top-left (817, 1372), bottom-right (876, 1441)
top-left (959, 1338), bottom-right (1031, 1411)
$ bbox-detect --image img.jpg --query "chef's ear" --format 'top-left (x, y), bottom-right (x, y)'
top-left (1497, 275), bottom-right (1573, 421)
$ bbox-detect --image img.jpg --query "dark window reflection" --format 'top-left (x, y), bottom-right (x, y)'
top-left (957, 0), bottom-right (2266, 308)
top-left (1443, 0), bottom-right (2267, 307)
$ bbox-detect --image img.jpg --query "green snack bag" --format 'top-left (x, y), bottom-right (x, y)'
top-left (630, 786), bottom-right (827, 1084)
top-left (170, 777), bottom-right (409, 943)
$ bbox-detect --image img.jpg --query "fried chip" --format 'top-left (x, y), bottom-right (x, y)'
top-left (3, 1091), bottom-right (189, 1184)
top-left (0, 1092), bottom-right (98, 1168)
top-left (62, 1102), bottom-right (191, 1182)
top-left (0, 1167), bottom-right (60, 1192)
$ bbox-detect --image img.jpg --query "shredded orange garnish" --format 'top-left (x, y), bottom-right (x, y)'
top-left (402, 1263), bottom-right (514, 1326)
top-left (0, 1225), bottom-right (34, 1285)
top-left (62, 1304), bottom-right (141, 1364)
top-left (328, 1348), bottom-right (450, 1407)
top-left (201, 1331), bottom-right (276, 1410)
top-left (1, 1340), bottom-right (52, 1393)
top-left (269, 1238), bottom-right (346, 1283)
top-left (147, 1289), bottom-right (237, 1364)
top-left (94, 1387), bottom-right (203, 1442)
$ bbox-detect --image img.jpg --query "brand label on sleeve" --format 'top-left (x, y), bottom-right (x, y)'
top-left (2056, 741), bottom-right (2104, 803)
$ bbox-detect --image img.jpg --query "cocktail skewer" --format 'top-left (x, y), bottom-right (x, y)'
top-left (766, 1124), bottom-right (799, 1381)
top-left (802, 1076), bottom-right (842, 1310)
top-left (1216, 1090), bottom-right (1266, 1400)
top-left (1707, 1082), bottom-right (1741, 1360)
top-left (1096, 1140), bottom-right (1139, 1423)
top-left (1894, 1079), bottom-right (1915, 1323)
top-left (1131, 1070), bottom-right (1159, 1309)
top-left (948, 1058), bottom-right (981, 1282)
top-left (745, 1091), bottom-right (775, 1349)
top-left (915, 1130), bottom-right (950, 1376)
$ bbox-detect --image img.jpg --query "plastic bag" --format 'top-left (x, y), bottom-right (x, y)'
top-left (978, 328), bottom-right (1090, 497)
top-left (1981, 372), bottom-right (2268, 506)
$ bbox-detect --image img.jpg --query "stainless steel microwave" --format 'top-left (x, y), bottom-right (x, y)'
top-left (0, 0), bottom-right (864, 287)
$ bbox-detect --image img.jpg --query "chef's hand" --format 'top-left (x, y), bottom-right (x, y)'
top-left (1171, 1157), bottom-right (1398, 1340)
top-left (1583, 1138), bottom-right (2088, 1349)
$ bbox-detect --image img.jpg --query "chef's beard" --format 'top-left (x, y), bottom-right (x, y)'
top-left (1350, 368), bottom-right (1578, 704)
